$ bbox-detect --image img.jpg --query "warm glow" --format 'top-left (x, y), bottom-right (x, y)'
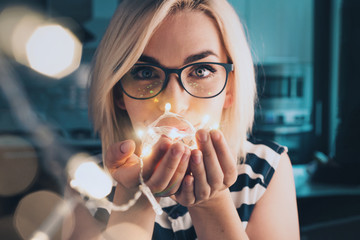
top-left (165, 103), bottom-right (171, 112)
top-left (168, 128), bottom-right (178, 140)
top-left (211, 122), bottom-right (220, 130)
top-left (26, 24), bottom-right (82, 78)
top-left (137, 130), bottom-right (144, 138)
top-left (141, 145), bottom-right (152, 158)
top-left (201, 115), bottom-right (210, 126)
top-left (68, 154), bottom-right (112, 199)
top-left (147, 128), bottom-right (155, 136)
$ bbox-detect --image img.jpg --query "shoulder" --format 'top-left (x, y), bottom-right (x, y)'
top-left (229, 137), bottom-right (289, 228)
top-left (244, 145), bottom-right (299, 238)
top-left (245, 137), bottom-right (287, 164)
top-left (241, 137), bottom-right (287, 187)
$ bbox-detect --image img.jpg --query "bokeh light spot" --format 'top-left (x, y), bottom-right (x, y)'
top-left (67, 153), bottom-right (112, 199)
top-left (0, 135), bottom-right (38, 196)
top-left (0, 6), bottom-right (82, 79)
top-left (26, 24), bottom-right (82, 78)
top-left (14, 190), bottom-right (74, 240)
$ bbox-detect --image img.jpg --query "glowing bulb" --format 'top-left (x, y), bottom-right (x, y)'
top-left (68, 156), bottom-right (112, 199)
top-left (165, 103), bottom-right (171, 112)
top-left (211, 123), bottom-right (220, 130)
top-left (147, 128), bottom-right (155, 136)
top-left (202, 115), bottom-right (210, 125)
top-left (168, 128), bottom-right (178, 140)
top-left (141, 145), bottom-right (152, 158)
top-left (26, 24), bottom-right (82, 78)
top-left (137, 130), bottom-right (144, 138)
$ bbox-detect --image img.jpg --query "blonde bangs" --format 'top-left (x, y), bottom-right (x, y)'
top-left (204, 0), bottom-right (256, 161)
top-left (89, 0), bottom-right (256, 161)
top-left (89, 0), bottom-right (175, 154)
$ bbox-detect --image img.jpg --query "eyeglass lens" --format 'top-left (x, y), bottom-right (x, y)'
top-left (121, 63), bottom-right (227, 99)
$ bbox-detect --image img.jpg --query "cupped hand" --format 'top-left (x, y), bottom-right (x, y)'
top-left (104, 136), bottom-right (191, 196)
top-left (172, 129), bottom-right (238, 207)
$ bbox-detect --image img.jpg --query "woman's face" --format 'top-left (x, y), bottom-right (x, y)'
top-left (118, 10), bottom-right (233, 133)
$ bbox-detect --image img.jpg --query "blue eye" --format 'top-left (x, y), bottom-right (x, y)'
top-left (140, 69), bottom-right (153, 78)
top-left (131, 67), bottom-right (156, 79)
top-left (195, 67), bottom-right (210, 77)
top-left (189, 65), bottom-right (216, 79)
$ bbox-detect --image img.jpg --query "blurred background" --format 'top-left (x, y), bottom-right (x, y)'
top-left (0, 0), bottom-right (359, 239)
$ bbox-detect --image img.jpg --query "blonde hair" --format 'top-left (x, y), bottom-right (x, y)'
top-left (89, 0), bottom-right (256, 161)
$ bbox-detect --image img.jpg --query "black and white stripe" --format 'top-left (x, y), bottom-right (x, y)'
top-left (93, 139), bottom-right (286, 239)
top-left (149, 138), bottom-right (286, 239)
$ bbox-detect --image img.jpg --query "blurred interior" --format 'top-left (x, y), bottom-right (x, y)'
top-left (0, 0), bottom-right (359, 239)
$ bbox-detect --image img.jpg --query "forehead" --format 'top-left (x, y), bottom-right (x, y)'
top-left (142, 10), bottom-right (227, 66)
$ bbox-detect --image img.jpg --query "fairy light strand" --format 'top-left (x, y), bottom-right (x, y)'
top-left (109, 103), bottom-right (217, 214)
top-left (72, 103), bottom-right (218, 215)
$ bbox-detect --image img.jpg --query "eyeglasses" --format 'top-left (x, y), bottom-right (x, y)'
top-left (119, 62), bottom-right (233, 100)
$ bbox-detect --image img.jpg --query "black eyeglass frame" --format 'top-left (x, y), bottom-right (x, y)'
top-left (118, 62), bottom-right (234, 100)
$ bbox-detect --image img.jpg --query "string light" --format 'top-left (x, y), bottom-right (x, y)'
top-left (68, 103), bottom-right (218, 216)
top-left (133, 103), bottom-right (217, 212)
top-left (139, 103), bottom-right (198, 152)
top-left (165, 103), bottom-right (171, 112)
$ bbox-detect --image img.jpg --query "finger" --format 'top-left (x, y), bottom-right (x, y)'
top-left (174, 174), bottom-right (195, 205)
top-left (189, 149), bottom-right (210, 202)
top-left (146, 142), bottom-right (186, 193)
top-left (154, 147), bottom-right (190, 197)
top-left (196, 129), bottom-right (223, 189)
top-left (148, 135), bottom-right (172, 160)
top-left (111, 156), bottom-right (142, 188)
top-left (210, 129), bottom-right (237, 187)
top-left (142, 136), bottom-right (172, 179)
top-left (104, 140), bottom-right (136, 172)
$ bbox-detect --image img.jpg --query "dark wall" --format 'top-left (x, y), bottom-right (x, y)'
top-left (313, 0), bottom-right (332, 154)
top-left (335, 0), bottom-right (360, 167)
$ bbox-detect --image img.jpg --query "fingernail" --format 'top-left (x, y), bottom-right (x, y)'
top-left (120, 141), bottom-right (131, 153)
top-left (197, 131), bottom-right (208, 143)
top-left (160, 141), bottom-right (170, 152)
top-left (171, 146), bottom-right (181, 157)
top-left (192, 153), bottom-right (202, 164)
top-left (181, 148), bottom-right (190, 161)
top-left (171, 145), bottom-right (184, 157)
top-left (210, 130), bottom-right (221, 141)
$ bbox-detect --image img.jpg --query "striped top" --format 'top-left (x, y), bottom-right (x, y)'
top-left (94, 138), bottom-right (286, 239)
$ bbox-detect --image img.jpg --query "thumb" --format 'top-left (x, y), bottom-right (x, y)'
top-left (105, 140), bottom-right (136, 173)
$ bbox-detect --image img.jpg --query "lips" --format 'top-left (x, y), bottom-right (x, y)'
top-left (141, 114), bottom-right (198, 150)
top-left (155, 117), bottom-right (193, 133)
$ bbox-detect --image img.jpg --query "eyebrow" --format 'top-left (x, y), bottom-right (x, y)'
top-left (138, 55), bottom-right (160, 65)
top-left (183, 50), bottom-right (219, 65)
top-left (138, 50), bottom-right (219, 66)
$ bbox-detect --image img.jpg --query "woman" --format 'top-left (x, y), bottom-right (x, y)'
top-left (73, 0), bottom-right (300, 239)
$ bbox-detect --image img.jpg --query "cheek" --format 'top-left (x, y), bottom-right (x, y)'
top-left (127, 108), bottom-right (147, 129)
top-left (212, 96), bottom-right (227, 121)
top-left (123, 97), bottom-right (158, 129)
top-left (195, 96), bottom-right (226, 124)
top-left (122, 100), bottom-right (144, 127)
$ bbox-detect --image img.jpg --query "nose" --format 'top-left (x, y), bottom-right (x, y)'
top-left (158, 74), bottom-right (188, 114)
